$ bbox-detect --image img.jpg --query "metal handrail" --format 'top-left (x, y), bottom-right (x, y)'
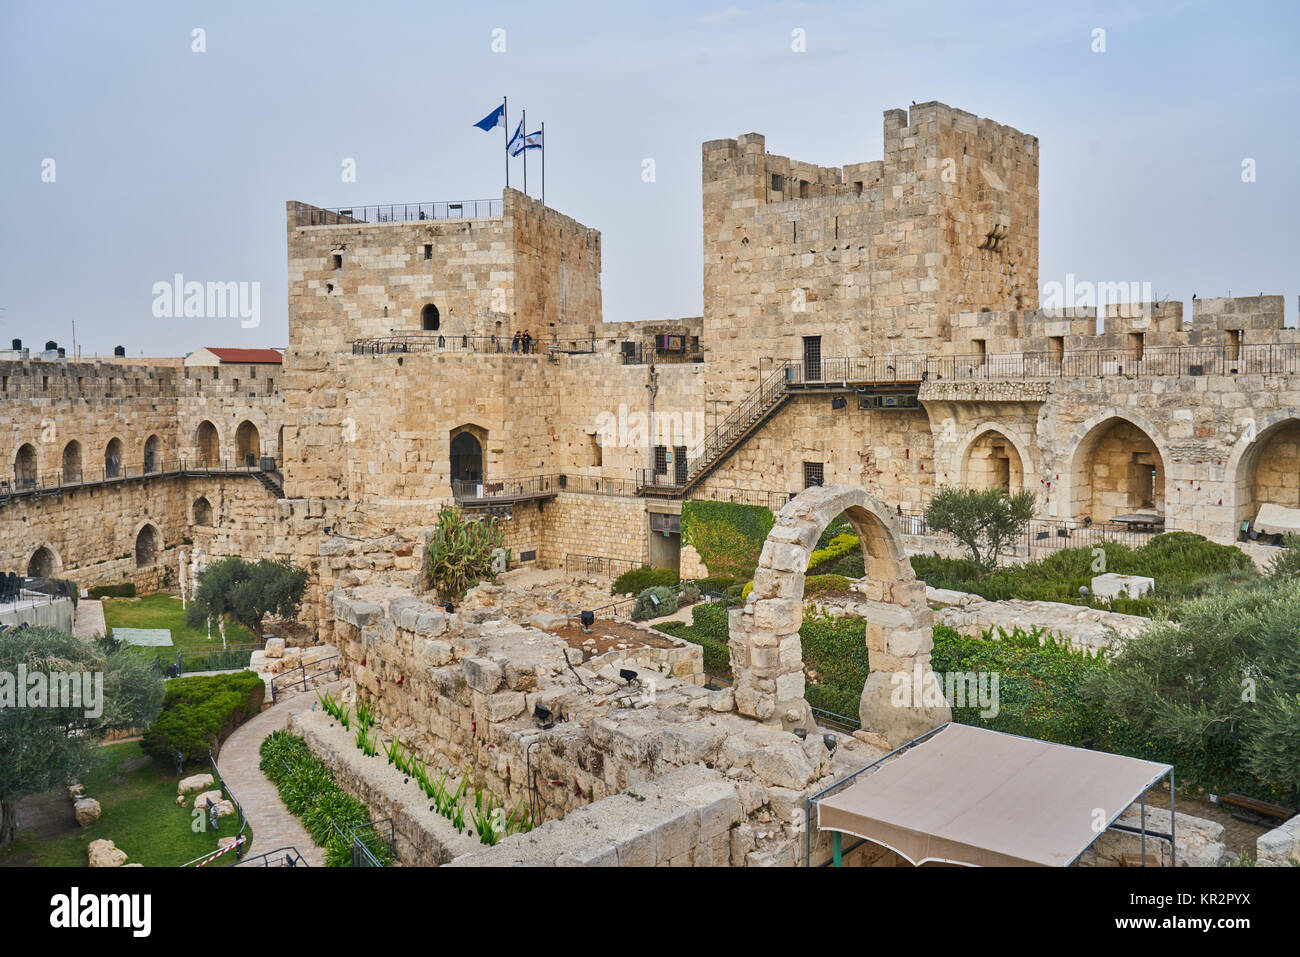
top-left (295, 199), bottom-right (502, 226)
top-left (236, 846), bottom-right (309, 867)
top-left (270, 651), bottom-right (341, 703)
top-left (639, 359), bottom-right (793, 491)
top-left (352, 333), bottom-right (595, 356)
top-left (180, 749), bottom-right (248, 866)
top-left (0, 455), bottom-right (274, 502)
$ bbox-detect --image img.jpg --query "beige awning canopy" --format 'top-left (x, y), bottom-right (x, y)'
top-left (816, 724), bottom-right (1171, 867)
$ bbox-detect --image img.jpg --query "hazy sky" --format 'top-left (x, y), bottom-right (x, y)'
top-left (1, 0), bottom-right (1296, 357)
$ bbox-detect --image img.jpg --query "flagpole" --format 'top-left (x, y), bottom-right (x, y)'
top-left (541, 121), bottom-right (545, 207)
top-left (503, 96), bottom-right (509, 190)
top-left (522, 109), bottom-right (528, 196)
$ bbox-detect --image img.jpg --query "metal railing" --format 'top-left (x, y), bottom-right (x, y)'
top-left (236, 846), bottom-right (309, 867)
top-left (564, 554), bottom-right (644, 579)
top-left (154, 643), bottom-right (262, 677)
top-left (270, 650), bottom-right (341, 703)
top-left (893, 505), bottom-right (1173, 559)
top-left (0, 455), bottom-right (276, 502)
top-left (181, 749), bottom-right (248, 866)
top-left (452, 474), bottom-right (563, 503)
top-left (788, 343), bottom-right (1300, 385)
top-left (295, 199), bottom-right (502, 226)
top-left (638, 360), bottom-right (793, 492)
top-left (685, 486), bottom-right (795, 510)
top-left (352, 333), bottom-right (596, 357)
top-left (0, 575), bottom-right (76, 608)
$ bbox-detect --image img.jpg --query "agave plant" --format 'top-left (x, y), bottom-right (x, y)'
top-left (425, 508), bottom-right (507, 600)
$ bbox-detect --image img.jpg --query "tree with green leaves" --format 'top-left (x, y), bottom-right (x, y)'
top-left (1083, 577), bottom-right (1300, 803)
top-left (0, 626), bottom-right (163, 847)
top-left (185, 557), bottom-right (308, 635)
top-left (924, 486), bottom-right (1036, 571)
top-left (425, 508), bottom-right (507, 600)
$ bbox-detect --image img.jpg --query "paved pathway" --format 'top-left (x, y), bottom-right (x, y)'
top-left (217, 692), bottom-right (326, 867)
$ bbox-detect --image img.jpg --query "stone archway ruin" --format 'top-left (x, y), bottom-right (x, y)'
top-left (729, 484), bottom-right (950, 746)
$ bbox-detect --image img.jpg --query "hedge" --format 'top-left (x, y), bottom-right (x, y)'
top-left (90, 583), bottom-right (137, 599)
top-left (929, 623), bottom-right (1109, 746)
top-left (680, 501), bottom-right (775, 579)
top-left (141, 670), bottom-right (265, 764)
top-left (611, 565), bottom-right (679, 596)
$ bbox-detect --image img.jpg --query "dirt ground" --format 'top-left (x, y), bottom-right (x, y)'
top-left (550, 618), bottom-right (679, 657)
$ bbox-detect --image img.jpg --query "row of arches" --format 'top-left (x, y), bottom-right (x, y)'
top-left (11, 435), bottom-right (162, 487)
top-left (194, 419), bottom-right (270, 467)
top-left (951, 412), bottom-right (1300, 529)
top-left (23, 522), bottom-right (162, 578)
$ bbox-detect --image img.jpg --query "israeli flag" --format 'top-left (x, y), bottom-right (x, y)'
top-left (474, 103), bottom-right (505, 132)
top-left (510, 127), bottom-right (542, 157)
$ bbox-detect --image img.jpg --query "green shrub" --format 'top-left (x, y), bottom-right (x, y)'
top-left (807, 534), bottom-right (859, 574)
top-left (678, 582), bottom-right (701, 605)
top-left (632, 585), bottom-right (678, 620)
top-left (805, 574), bottom-right (851, 597)
top-left (680, 501), bottom-right (775, 579)
top-left (930, 624), bottom-right (1109, 747)
top-left (1082, 577), bottom-right (1300, 803)
top-left (653, 621), bottom-right (732, 677)
top-left (690, 602), bottom-right (730, 639)
top-left (259, 730), bottom-right (392, 866)
top-left (142, 670), bottom-right (264, 764)
top-left (799, 608), bottom-right (870, 715)
top-left (90, 583), bottom-right (136, 599)
top-left (911, 532), bottom-right (1256, 618)
top-left (1266, 534), bottom-right (1300, 580)
top-left (611, 565), bottom-right (679, 596)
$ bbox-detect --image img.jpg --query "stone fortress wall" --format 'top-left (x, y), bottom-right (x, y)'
top-left (0, 352), bottom-right (288, 590)
top-left (7, 97), bottom-right (1300, 613)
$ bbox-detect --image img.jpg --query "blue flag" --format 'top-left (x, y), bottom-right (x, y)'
top-left (474, 104), bottom-right (505, 132)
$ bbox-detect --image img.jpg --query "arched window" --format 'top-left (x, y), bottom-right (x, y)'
top-left (196, 421), bottom-right (220, 467)
top-left (235, 421), bottom-right (261, 466)
top-left (105, 438), bottom-right (123, 478)
top-left (193, 497), bottom-right (213, 526)
top-left (13, 443), bottom-right (37, 489)
top-left (421, 303), bottom-right (441, 331)
top-left (27, 545), bottom-right (57, 578)
top-left (135, 524), bottom-right (159, 567)
top-left (143, 434), bottom-right (161, 473)
top-left (62, 440), bottom-right (82, 482)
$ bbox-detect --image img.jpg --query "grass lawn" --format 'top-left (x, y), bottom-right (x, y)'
top-left (103, 593), bottom-right (257, 661)
top-left (0, 741), bottom-right (248, 867)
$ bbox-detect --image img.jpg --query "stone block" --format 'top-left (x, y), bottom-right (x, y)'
top-left (462, 656), bottom-right (504, 694)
